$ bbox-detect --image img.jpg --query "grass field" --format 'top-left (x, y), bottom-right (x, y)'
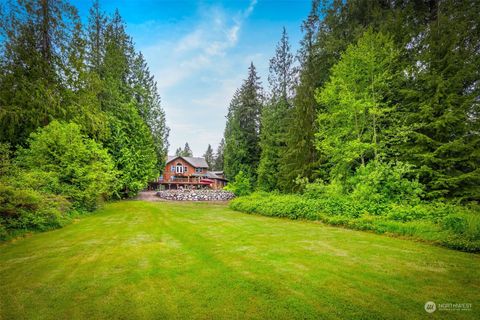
top-left (1, 201), bottom-right (479, 319)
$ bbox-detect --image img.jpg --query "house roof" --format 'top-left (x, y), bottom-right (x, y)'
top-left (167, 156), bottom-right (209, 168)
top-left (191, 171), bottom-right (228, 181)
top-left (206, 171), bottom-right (228, 181)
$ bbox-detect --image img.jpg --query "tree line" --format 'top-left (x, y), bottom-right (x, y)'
top-left (0, 0), bottom-right (169, 195)
top-left (222, 0), bottom-right (479, 203)
top-left (0, 0), bottom-right (168, 238)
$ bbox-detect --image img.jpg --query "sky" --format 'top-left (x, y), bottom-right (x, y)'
top-left (72, 0), bottom-right (312, 156)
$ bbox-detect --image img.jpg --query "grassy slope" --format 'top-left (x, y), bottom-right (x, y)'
top-left (0, 201), bottom-right (479, 319)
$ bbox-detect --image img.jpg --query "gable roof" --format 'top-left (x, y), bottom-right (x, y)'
top-left (167, 156), bottom-right (209, 168)
top-left (206, 171), bottom-right (228, 181)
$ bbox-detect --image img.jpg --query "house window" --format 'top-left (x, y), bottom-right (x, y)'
top-left (175, 163), bottom-right (184, 173)
top-left (170, 165), bottom-right (175, 172)
top-left (195, 168), bottom-right (203, 173)
top-left (184, 166), bottom-right (188, 172)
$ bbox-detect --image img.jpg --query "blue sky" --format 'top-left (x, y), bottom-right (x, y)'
top-left (73, 0), bottom-right (312, 156)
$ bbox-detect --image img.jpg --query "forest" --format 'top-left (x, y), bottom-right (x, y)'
top-left (0, 0), bottom-right (169, 239)
top-left (223, 0), bottom-right (480, 251)
top-left (0, 0), bottom-right (479, 252)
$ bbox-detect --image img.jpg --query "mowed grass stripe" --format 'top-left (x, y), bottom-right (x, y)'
top-left (0, 201), bottom-right (479, 319)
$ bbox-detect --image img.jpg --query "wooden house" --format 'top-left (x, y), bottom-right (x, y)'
top-left (151, 156), bottom-right (228, 190)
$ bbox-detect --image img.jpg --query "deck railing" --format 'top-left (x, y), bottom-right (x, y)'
top-left (156, 177), bottom-right (203, 184)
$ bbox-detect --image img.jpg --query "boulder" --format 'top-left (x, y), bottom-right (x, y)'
top-left (156, 189), bottom-right (235, 201)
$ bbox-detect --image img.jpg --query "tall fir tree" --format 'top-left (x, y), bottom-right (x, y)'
top-left (223, 63), bottom-right (263, 182)
top-left (277, 1), bottom-right (322, 192)
top-left (213, 138), bottom-right (225, 171)
top-left (86, 0), bottom-right (107, 73)
top-left (257, 27), bottom-right (296, 191)
top-left (390, 0), bottom-right (480, 201)
top-left (92, 9), bottom-right (159, 197)
top-left (0, 0), bottom-right (81, 146)
top-left (178, 142), bottom-right (193, 157)
top-left (203, 144), bottom-right (214, 169)
top-left (175, 147), bottom-right (183, 157)
top-left (130, 51), bottom-right (169, 168)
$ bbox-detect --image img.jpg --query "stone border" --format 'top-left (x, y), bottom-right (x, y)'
top-left (155, 190), bottom-right (235, 201)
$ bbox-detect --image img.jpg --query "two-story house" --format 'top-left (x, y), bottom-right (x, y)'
top-left (153, 156), bottom-right (227, 190)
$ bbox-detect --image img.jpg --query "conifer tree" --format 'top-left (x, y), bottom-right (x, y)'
top-left (213, 139), bottom-right (225, 171)
top-left (257, 27), bottom-right (296, 191)
top-left (0, 0), bottom-right (81, 146)
top-left (277, 1), bottom-right (322, 192)
top-left (390, 0), bottom-right (480, 201)
top-left (86, 0), bottom-right (107, 73)
top-left (203, 144), bottom-right (214, 169)
top-left (223, 63), bottom-right (263, 182)
top-left (180, 142), bottom-right (193, 157)
top-left (130, 51), bottom-right (169, 168)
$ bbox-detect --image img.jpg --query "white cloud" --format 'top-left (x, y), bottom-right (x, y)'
top-left (144, 0), bottom-right (257, 91)
top-left (137, 0), bottom-right (259, 155)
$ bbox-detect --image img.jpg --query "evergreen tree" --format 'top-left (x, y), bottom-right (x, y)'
top-left (86, 0), bottom-right (107, 73)
top-left (182, 142), bottom-right (193, 157)
top-left (203, 144), bottom-right (214, 169)
top-left (130, 51), bottom-right (169, 168)
top-left (391, 0), bottom-right (480, 201)
top-left (100, 9), bottom-right (134, 110)
top-left (213, 139), bottom-right (225, 171)
top-left (91, 8), bottom-right (159, 197)
top-left (0, 0), bottom-right (81, 146)
top-left (277, 1), bottom-right (322, 192)
top-left (257, 27), bottom-right (295, 191)
top-left (105, 103), bottom-right (158, 198)
top-left (174, 147), bottom-right (181, 156)
top-left (223, 63), bottom-right (263, 182)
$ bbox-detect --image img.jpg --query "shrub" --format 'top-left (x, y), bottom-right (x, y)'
top-left (0, 182), bottom-right (71, 236)
top-left (15, 121), bottom-right (118, 211)
top-left (225, 171), bottom-right (252, 196)
top-left (230, 192), bottom-right (480, 252)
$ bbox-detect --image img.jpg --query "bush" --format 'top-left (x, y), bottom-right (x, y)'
top-left (224, 171), bottom-right (252, 196)
top-left (0, 182), bottom-right (71, 237)
top-left (15, 121), bottom-right (118, 211)
top-left (347, 161), bottom-right (423, 205)
top-left (230, 192), bottom-right (480, 252)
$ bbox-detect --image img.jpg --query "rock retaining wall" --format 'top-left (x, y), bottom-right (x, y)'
top-left (156, 190), bottom-right (235, 201)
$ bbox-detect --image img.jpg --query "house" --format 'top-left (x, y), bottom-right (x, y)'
top-left (150, 156), bottom-right (228, 190)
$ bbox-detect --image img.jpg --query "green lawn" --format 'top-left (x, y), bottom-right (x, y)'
top-left (1, 201), bottom-right (479, 319)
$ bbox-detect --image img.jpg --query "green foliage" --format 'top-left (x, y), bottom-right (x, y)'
top-left (16, 121), bottom-right (118, 211)
top-left (175, 142), bottom-right (193, 157)
top-left (224, 63), bottom-right (263, 182)
top-left (0, 143), bottom-right (72, 239)
top-left (277, 2), bottom-right (322, 192)
top-left (131, 52), bottom-right (169, 167)
top-left (0, 0), bottom-right (81, 146)
top-left (203, 144), bottom-right (214, 169)
top-left (389, 0), bottom-right (480, 201)
top-left (224, 171), bottom-right (252, 197)
top-left (257, 28), bottom-right (295, 192)
top-left (0, 182), bottom-right (71, 239)
top-left (212, 138), bottom-right (225, 171)
top-left (315, 30), bottom-right (398, 180)
top-left (105, 108), bottom-right (158, 198)
top-left (230, 193), bottom-right (480, 252)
